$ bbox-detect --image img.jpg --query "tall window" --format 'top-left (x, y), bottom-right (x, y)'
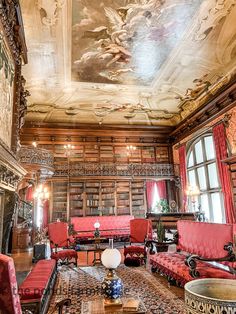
top-left (187, 135), bottom-right (225, 223)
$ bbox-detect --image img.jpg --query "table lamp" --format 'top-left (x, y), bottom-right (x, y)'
top-left (101, 240), bottom-right (123, 307)
top-left (94, 221), bottom-right (100, 238)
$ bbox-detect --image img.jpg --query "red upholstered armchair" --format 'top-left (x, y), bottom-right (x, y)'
top-left (124, 218), bottom-right (153, 265)
top-left (48, 222), bottom-right (77, 265)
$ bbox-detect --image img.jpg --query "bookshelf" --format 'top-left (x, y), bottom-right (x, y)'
top-left (155, 146), bottom-right (169, 163)
top-left (69, 182), bottom-right (84, 217)
top-left (131, 181), bottom-right (146, 217)
top-left (101, 181), bottom-right (115, 215)
top-left (85, 182), bottom-right (100, 216)
top-left (52, 181), bottom-right (67, 221)
top-left (84, 145), bottom-right (99, 162)
top-left (100, 145), bottom-right (114, 163)
top-left (114, 146), bottom-right (128, 163)
top-left (142, 147), bottom-right (156, 163)
top-left (50, 179), bottom-right (148, 220)
top-left (116, 181), bottom-right (130, 215)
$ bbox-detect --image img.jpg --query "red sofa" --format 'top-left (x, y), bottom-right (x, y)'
top-left (149, 220), bottom-right (236, 287)
top-left (71, 215), bottom-right (134, 240)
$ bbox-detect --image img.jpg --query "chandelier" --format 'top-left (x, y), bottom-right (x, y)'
top-left (126, 145), bottom-right (136, 156)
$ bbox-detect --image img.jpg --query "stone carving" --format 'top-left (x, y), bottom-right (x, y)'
top-left (53, 163), bottom-right (175, 178)
top-left (194, 0), bottom-right (236, 41)
top-left (37, 0), bottom-right (65, 26)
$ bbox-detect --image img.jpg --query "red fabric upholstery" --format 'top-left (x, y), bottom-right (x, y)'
top-left (149, 221), bottom-right (236, 286)
top-left (51, 249), bottom-right (77, 261)
top-left (150, 253), bottom-right (236, 287)
top-left (48, 222), bottom-right (72, 248)
top-left (71, 215), bottom-right (134, 239)
top-left (19, 260), bottom-right (56, 302)
top-left (0, 254), bottom-right (22, 314)
top-left (124, 219), bottom-right (153, 263)
top-left (130, 219), bottom-right (153, 243)
top-left (177, 220), bottom-right (233, 259)
top-left (48, 222), bottom-right (77, 263)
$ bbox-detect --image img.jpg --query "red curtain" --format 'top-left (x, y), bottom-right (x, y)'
top-left (178, 145), bottom-right (187, 212)
top-left (156, 180), bottom-right (167, 199)
top-left (146, 181), bottom-right (156, 210)
top-left (25, 185), bottom-right (33, 202)
top-left (213, 123), bottom-right (236, 223)
top-left (42, 199), bottom-right (49, 229)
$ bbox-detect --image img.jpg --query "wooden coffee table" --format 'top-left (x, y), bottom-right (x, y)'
top-left (81, 297), bottom-right (147, 313)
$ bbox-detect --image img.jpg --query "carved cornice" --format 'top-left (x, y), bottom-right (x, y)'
top-left (18, 146), bottom-right (54, 169)
top-left (0, 0), bottom-right (29, 154)
top-left (53, 163), bottom-right (176, 178)
top-left (0, 0), bottom-right (21, 65)
top-left (0, 145), bottom-right (27, 191)
top-left (170, 79), bottom-right (236, 143)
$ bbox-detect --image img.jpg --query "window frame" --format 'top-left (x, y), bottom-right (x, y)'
top-left (186, 134), bottom-right (225, 223)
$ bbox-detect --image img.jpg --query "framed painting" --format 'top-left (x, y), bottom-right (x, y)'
top-left (0, 31), bottom-right (15, 149)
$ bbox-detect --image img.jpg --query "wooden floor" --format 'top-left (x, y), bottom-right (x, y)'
top-left (12, 251), bottom-right (184, 300)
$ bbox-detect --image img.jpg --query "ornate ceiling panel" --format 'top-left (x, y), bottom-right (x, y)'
top-left (20, 0), bottom-right (236, 126)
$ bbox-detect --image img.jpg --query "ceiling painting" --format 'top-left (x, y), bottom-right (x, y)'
top-left (19, 0), bottom-right (236, 127)
top-left (71, 0), bottom-right (203, 85)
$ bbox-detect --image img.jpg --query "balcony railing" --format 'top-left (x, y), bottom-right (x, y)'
top-left (53, 163), bottom-right (177, 178)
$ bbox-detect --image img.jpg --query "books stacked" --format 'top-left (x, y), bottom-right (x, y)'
top-left (122, 298), bottom-right (140, 312)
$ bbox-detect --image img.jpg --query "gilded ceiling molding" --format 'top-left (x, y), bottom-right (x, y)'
top-left (170, 78), bottom-right (236, 143)
top-left (194, 0), bottom-right (236, 41)
top-left (177, 71), bottom-right (234, 120)
top-left (36, 0), bottom-right (65, 27)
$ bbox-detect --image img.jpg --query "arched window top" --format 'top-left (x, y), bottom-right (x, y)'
top-left (187, 135), bottom-right (216, 168)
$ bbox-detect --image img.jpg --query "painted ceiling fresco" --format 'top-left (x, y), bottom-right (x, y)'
top-left (20, 0), bottom-right (236, 126)
top-left (71, 0), bottom-right (203, 85)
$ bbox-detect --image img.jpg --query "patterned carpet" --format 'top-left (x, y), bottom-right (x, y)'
top-left (48, 265), bottom-right (185, 314)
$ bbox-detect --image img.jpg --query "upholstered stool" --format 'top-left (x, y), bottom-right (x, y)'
top-left (124, 245), bottom-right (146, 266)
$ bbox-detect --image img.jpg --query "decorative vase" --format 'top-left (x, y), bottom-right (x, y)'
top-left (101, 269), bottom-right (123, 306)
top-left (185, 278), bottom-right (236, 314)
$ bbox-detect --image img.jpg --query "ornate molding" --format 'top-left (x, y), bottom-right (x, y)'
top-left (53, 163), bottom-right (175, 178)
top-left (0, 0), bottom-right (21, 65)
top-left (0, 0), bottom-right (29, 154)
top-left (36, 0), bottom-right (65, 27)
top-left (0, 164), bottom-right (21, 190)
top-left (170, 79), bottom-right (236, 143)
top-left (18, 146), bottom-right (54, 171)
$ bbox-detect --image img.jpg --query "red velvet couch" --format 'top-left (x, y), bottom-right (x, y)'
top-left (71, 215), bottom-right (134, 240)
top-left (148, 220), bottom-right (236, 287)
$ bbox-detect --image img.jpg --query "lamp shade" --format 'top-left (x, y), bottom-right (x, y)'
top-left (101, 248), bottom-right (121, 269)
top-left (94, 221), bottom-right (100, 229)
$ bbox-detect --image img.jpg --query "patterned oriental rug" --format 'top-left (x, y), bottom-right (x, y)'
top-left (48, 265), bottom-right (185, 314)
